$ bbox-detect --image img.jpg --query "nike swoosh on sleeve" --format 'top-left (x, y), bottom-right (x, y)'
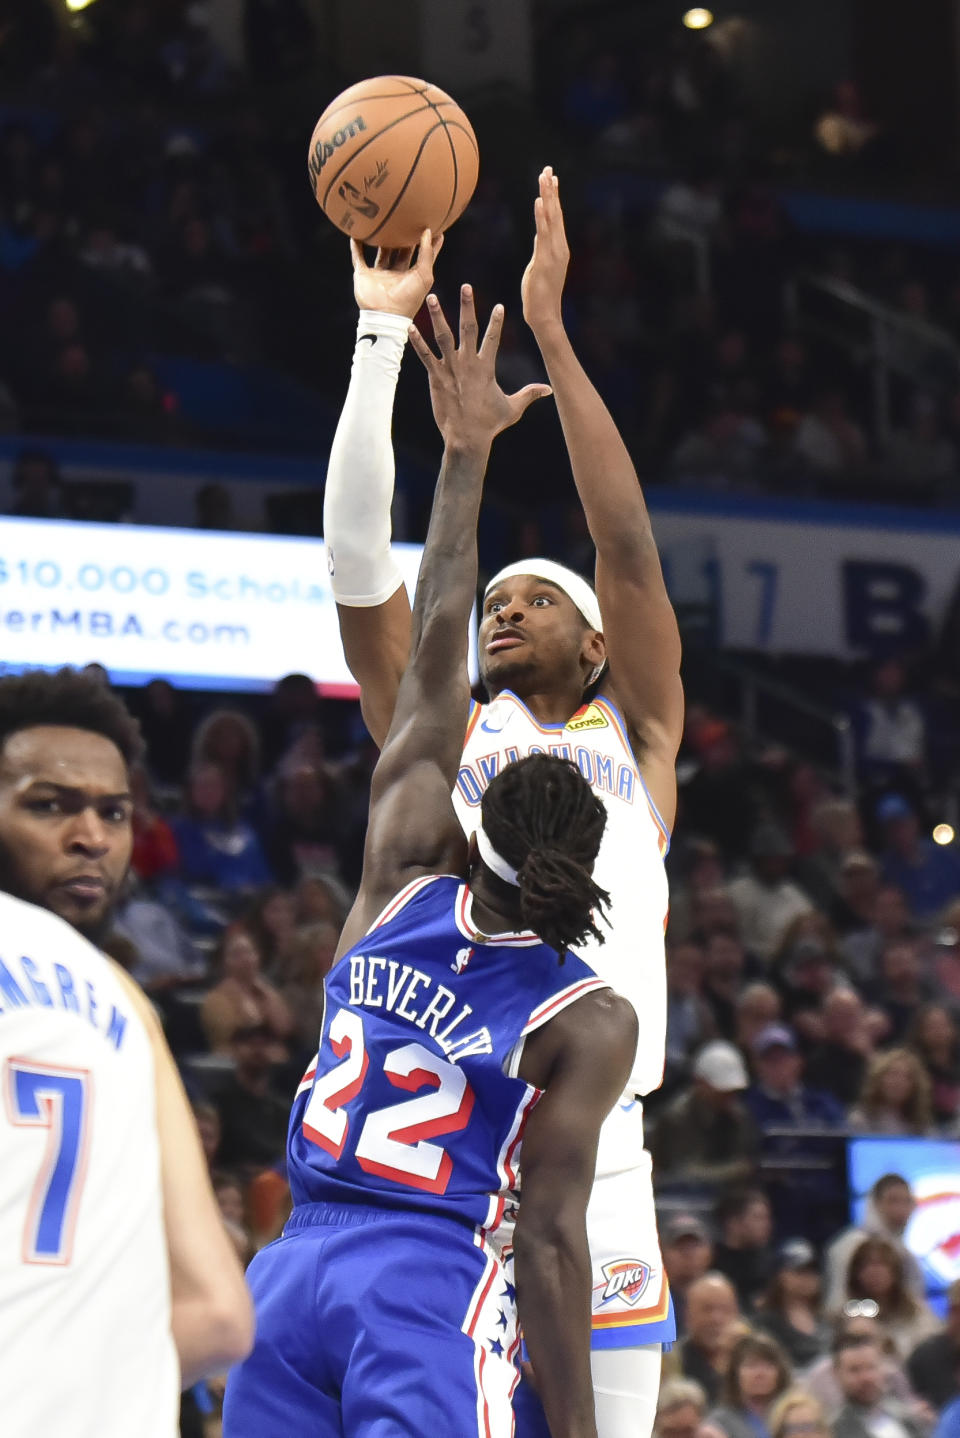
top-left (359, 334), bottom-right (377, 345)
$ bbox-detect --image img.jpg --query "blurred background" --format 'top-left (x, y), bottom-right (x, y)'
top-left (6, 2), bottom-right (960, 1433)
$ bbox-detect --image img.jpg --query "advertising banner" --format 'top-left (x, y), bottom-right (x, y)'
top-left (0, 518), bottom-right (444, 694)
top-left (649, 493), bottom-right (960, 658)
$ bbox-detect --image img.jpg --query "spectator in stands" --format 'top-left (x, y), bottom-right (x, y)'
top-left (745, 1025), bottom-right (845, 1239)
top-left (838, 1239), bottom-right (940, 1361)
top-left (129, 764), bottom-right (179, 881)
top-left (681, 724), bottom-right (760, 860)
top-left (668, 1273), bottom-right (742, 1404)
top-left (814, 80), bottom-right (880, 162)
top-left (860, 662), bottom-right (928, 786)
top-left (192, 1100), bottom-right (221, 1171)
top-left (111, 877), bottom-right (203, 994)
top-left (793, 389), bottom-right (866, 477)
top-left (907, 1277), bottom-right (960, 1412)
top-left (805, 988), bottom-right (874, 1108)
top-left (729, 826), bottom-right (814, 963)
top-left (213, 1174), bottom-right (255, 1265)
top-left (769, 1393), bottom-right (830, 1438)
top-left (830, 1332), bottom-right (925, 1438)
top-left (261, 673), bottom-right (324, 772)
top-left (266, 757), bottom-right (349, 885)
top-left (666, 941), bottom-right (719, 1086)
top-left (668, 838), bottom-right (727, 942)
top-left (702, 930), bottom-right (750, 1039)
top-left (772, 918), bottom-right (845, 1037)
top-left (655, 1379), bottom-right (709, 1438)
top-left (242, 885), bottom-right (296, 976)
top-left (295, 873), bottom-right (350, 928)
top-left (757, 1239), bottom-right (831, 1370)
top-left (908, 1002), bottom-right (960, 1126)
top-left (653, 1041), bottom-right (758, 1187)
top-left (803, 1316), bottom-right (918, 1415)
top-left (931, 906), bottom-right (960, 1005)
top-left (826, 1176), bottom-right (923, 1313)
top-left (664, 1216), bottom-right (716, 1339)
top-left (799, 800), bottom-right (865, 912)
top-left (745, 1024), bottom-right (845, 1129)
top-left (691, 886), bottom-right (744, 945)
top-left (276, 919), bottom-right (340, 1052)
top-left (831, 853), bottom-right (882, 943)
top-left (839, 880), bottom-right (914, 995)
top-left (735, 983), bottom-right (784, 1054)
top-left (200, 926), bottom-right (292, 1055)
top-left (192, 709), bottom-right (262, 815)
top-left (671, 400), bottom-right (768, 484)
top-left (135, 679), bottom-right (194, 789)
top-left (215, 1022), bottom-right (292, 1172)
top-left (869, 943), bottom-right (934, 1043)
top-left (708, 1332), bottom-right (793, 1438)
top-left (172, 761), bottom-right (272, 892)
top-left (879, 795), bottom-right (960, 920)
top-left (849, 1049), bottom-right (933, 1136)
top-left (712, 1187), bottom-right (776, 1313)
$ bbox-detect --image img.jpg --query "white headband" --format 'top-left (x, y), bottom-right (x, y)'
top-left (474, 826), bottom-right (520, 887)
top-left (484, 559), bottom-right (602, 633)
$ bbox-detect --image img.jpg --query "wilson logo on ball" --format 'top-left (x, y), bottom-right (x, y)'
top-left (308, 116), bottom-right (368, 186)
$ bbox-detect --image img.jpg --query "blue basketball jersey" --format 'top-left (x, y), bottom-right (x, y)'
top-left (287, 874), bottom-right (608, 1238)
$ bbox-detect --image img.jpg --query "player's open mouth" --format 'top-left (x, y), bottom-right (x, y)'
top-left (487, 631), bottom-right (525, 652)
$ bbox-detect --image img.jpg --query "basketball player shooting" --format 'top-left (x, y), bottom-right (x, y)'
top-left (0, 671), bottom-right (253, 1435)
top-left (323, 167), bottom-right (684, 1438)
top-left (223, 291), bottom-right (637, 1438)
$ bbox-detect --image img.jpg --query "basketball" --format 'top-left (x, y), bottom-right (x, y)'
top-left (307, 76), bottom-right (479, 248)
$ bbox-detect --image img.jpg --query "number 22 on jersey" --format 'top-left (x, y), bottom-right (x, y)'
top-left (303, 1007), bottom-right (474, 1194)
top-left (3, 1058), bottom-right (91, 1265)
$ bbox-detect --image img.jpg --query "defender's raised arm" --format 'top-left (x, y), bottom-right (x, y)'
top-left (336, 288), bottom-right (550, 949)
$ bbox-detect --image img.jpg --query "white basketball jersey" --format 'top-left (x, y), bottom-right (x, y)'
top-left (454, 690), bottom-right (669, 1097)
top-left (0, 892), bottom-right (178, 1438)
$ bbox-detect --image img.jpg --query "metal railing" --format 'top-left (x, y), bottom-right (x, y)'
top-left (785, 272), bottom-right (960, 445)
top-left (710, 655), bottom-right (857, 794)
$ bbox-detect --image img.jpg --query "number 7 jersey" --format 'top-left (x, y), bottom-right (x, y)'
top-left (287, 875), bottom-right (608, 1238)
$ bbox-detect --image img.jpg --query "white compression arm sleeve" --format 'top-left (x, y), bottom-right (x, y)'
top-left (323, 309), bottom-right (410, 607)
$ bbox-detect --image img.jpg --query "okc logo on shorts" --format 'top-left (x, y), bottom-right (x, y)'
top-left (600, 1258), bottom-right (651, 1306)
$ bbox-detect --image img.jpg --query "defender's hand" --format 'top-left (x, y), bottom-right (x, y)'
top-left (350, 229), bottom-right (444, 319)
top-left (409, 285), bottom-right (552, 450)
top-left (521, 167), bottom-right (570, 336)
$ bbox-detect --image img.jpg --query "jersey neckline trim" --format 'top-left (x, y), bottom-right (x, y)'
top-left (454, 884), bottom-right (541, 947)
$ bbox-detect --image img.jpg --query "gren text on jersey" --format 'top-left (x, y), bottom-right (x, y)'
top-left (0, 952), bottom-right (128, 1050)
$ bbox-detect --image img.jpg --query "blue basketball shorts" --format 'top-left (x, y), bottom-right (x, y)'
top-left (222, 1202), bottom-right (520, 1438)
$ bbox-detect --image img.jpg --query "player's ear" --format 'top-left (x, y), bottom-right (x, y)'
top-left (467, 830), bottom-right (480, 871)
top-left (581, 630), bottom-right (605, 687)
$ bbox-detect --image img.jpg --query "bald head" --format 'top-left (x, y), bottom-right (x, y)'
top-left (686, 1273), bottom-right (739, 1352)
top-left (822, 986), bottom-right (864, 1041)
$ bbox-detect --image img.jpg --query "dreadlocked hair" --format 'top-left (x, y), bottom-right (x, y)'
top-left (480, 753), bottom-right (610, 961)
top-left (0, 667), bottom-right (143, 766)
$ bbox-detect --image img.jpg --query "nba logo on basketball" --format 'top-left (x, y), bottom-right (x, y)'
top-left (600, 1259), bottom-right (651, 1306)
